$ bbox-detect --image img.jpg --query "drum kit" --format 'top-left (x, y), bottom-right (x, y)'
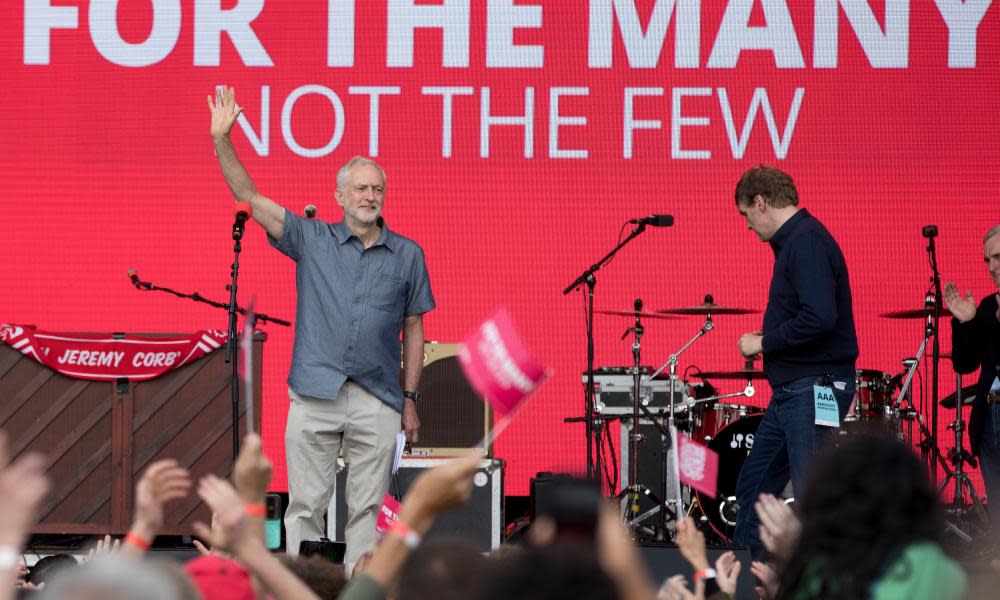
top-left (573, 296), bottom-right (979, 543)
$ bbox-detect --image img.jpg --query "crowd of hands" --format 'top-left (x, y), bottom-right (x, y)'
top-left (0, 426), bottom-right (804, 600)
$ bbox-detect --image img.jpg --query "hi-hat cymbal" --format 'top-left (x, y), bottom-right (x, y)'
top-left (595, 309), bottom-right (681, 320)
top-left (697, 368), bottom-right (768, 381)
top-left (657, 303), bottom-right (759, 316)
top-left (940, 384), bottom-right (977, 409)
top-left (879, 307), bottom-right (949, 319)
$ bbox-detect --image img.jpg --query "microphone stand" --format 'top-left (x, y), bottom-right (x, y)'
top-left (925, 230), bottom-right (943, 487)
top-left (225, 227), bottom-right (244, 461)
top-left (563, 223), bottom-right (649, 484)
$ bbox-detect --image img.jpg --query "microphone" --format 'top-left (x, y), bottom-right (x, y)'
top-left (127, 269), bottom-right (141, 289)
top-left (233, 202), bottom-right (253, 240)
top-left (922, 225), bottom-right (938, 238)
top-left (304, 204), bottom-right (318, 219)
top-left (629, 214), bottom-right (674, 227)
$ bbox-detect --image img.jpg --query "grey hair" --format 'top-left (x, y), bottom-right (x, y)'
top-left (336, 156), bottom-right (386, 192)
top-left (984, 225), bottom-right (1000, 246)
top-left (38, 556), bottom-right (180, 600)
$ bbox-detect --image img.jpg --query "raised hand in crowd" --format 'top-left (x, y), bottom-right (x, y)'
top-left (232, 432), bottom-right (273, 546)
top-left (754, 493), bottom-right (800, 561)
top-left (86, 534), bottom-right (121, 561)
top-left (194, 474), bottom-right (319, 600)
top-left (751, 561), bottom-right (780, 600)
top-left (596, 503), bottom-right (657, 600)
top-left (943, 282), bottom-right (977, 323)
top-left (0, 431), bottom-right (50, 600)
top-left (658, 574), bottom-right (705, 600)
top-left (122, 458), bottom-right (191, 558)
top-left (675, 517), bottom-right (710, 571)
top-left (714, 551), bottom-right (741, 597)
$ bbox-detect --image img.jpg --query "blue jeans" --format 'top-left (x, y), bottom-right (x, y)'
top-left (978, 404), bottom-right (1000, 530)
top-left (732, 374), bottom-right (855, 558)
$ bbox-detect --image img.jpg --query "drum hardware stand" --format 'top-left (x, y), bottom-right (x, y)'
top-left (937, 374), bottom-right (988, 533)
top-left (616, 299), bottom-right (678, 539)
top-left (563, 221), bottom-right (653, 483)
top-left (897, 318), bottom-right (978, 542)
top-left (641, 311), bottom-right (715, 539)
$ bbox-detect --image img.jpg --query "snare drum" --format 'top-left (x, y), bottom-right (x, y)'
top-left (850, 370), bottom-right (895, 421)
top-left (695, 403), bottom-right (763, 442)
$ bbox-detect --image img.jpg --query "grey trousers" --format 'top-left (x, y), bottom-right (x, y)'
top-left (283, 382), bottom-right (399, 572)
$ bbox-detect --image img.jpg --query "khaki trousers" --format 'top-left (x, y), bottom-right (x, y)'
top-left (283, 382), bottom-right (399, 572)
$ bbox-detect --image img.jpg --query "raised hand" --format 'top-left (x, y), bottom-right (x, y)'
top-left (233, 433), bottom-right (272, 503)
top-left (658, 574), bottom-right (705, 600)
top-left (131, 459), bottom-right (192, 541)
top-left (943, 283), bottom-right (976, 323)
top-left (86, 534), bottom-right (121, 561)
top-left (714, 550), bottom-right (741, 596)
top-left (674, 517), bottom-right (710, 571)
top-left (193, 474), bottom-right (253, 555)
top-left (0, 431), bottom-right (50, 550)
top-left (207, 85), bottom-right (243, 139)
top-left (755, 493), bottom-right (800, 561)
top-left (751, 561), bottom-right (780, 599)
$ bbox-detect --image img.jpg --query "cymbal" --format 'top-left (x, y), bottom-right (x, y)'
top-left (595, 309), bottom-right (681, 320)
top-left (657, 303), bottom-right (759, 316)
top-left (940, 384), bottom-right (977, 409)
top-left (697, 369), bottom-right (768, 381)
top-left (879, 307), bottom-right (949, 319)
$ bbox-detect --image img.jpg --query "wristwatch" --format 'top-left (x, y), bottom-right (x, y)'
top-left (403, 390), bottom-right (421, 404)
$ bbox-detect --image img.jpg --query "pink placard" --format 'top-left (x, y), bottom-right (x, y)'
top-left (375, 493), bottom-right (401, 537)
top-left (457, 308), bottom-right (546, 415)
top-left (678, 434), bottom-right (719, 499)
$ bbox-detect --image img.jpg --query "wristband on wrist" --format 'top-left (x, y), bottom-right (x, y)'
top-left (387, 519), bottom-right (422, 549)
top-left (693, 568), bottom-right (717, 584)
top-left (244, 503), bottom-right (267, 517)
top-left (0, 546), bottom-right (20, 571)
top-left (124, 532), bottom-right (152, 551)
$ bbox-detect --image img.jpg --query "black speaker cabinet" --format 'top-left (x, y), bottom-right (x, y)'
top-left (330, 457), bottom-right (504, 551)
top-left (409, 342), bottom-right (493, 456)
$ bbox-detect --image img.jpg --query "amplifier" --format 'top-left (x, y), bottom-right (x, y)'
top-left (582, 367), bottom-right (686, 415)
top-left (328, 457), bottom-right (504, 551)
top-left (410, 342), bottom-right (493, 456)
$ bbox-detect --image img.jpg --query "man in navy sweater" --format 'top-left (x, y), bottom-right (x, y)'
top-left (730, 165), bottom-right (858, 558)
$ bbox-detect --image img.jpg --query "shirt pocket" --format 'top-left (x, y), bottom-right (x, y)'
top-left (371, 272), bottom-right (406, 312)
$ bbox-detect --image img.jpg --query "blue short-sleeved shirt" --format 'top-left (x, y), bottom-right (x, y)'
top-left (268, 210), bottom-right (435, 412)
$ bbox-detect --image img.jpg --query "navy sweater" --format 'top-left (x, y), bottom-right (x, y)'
top-left (760, 209), bottom-right (858, 386)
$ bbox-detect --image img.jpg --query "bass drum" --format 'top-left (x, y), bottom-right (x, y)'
top-left (695, 414), bottom-right (764, 542)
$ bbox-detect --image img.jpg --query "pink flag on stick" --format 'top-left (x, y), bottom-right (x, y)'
top-left (676, 433), bottom-right (720, 498)
top-left (240, 296), bottom-right (257, 435)
top-left (458, 308), bottom-right (547, 417)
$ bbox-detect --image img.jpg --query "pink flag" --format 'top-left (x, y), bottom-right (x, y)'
top-left (457, 308), bottom-right (546, 416)
top-left (375, 493), bottom-right (402, 537)
top-left (677, 434), bottom-right (719, 498)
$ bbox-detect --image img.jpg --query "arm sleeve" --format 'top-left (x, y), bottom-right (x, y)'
top-left (267, 209), bottom-right (306, 262)
top-left (761, 239), bottom-right (839, 353)
top-left (950, 300), bottom-right (989, 375)
top-left (404, 247), bottom-right (436, 317)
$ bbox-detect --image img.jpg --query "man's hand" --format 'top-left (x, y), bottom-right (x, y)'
top-left (714, 551), bottom-right (741, 596)
top-left (233, 433), bottom-right (272, 504)
top-left (0, 431), bottom-right (49, 549)
top-left (755, 493), bottom-right (800, 561)
top-left (207, 86), bottom-right (243, 140)
top-left (738, 332), bottom-right (763, 358)
top-left (674, 517), bottom-right (710, 572)
top-left (751, 561), bottom-right (780, 599)
top-left (943, 283), bottom-right (976, 323)
top-left (402, 398), bottom-right (420, 444)
top-left (194, 475), bottom-right (256, 556)
top-left (131, 459), bottom-right (192, 541)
